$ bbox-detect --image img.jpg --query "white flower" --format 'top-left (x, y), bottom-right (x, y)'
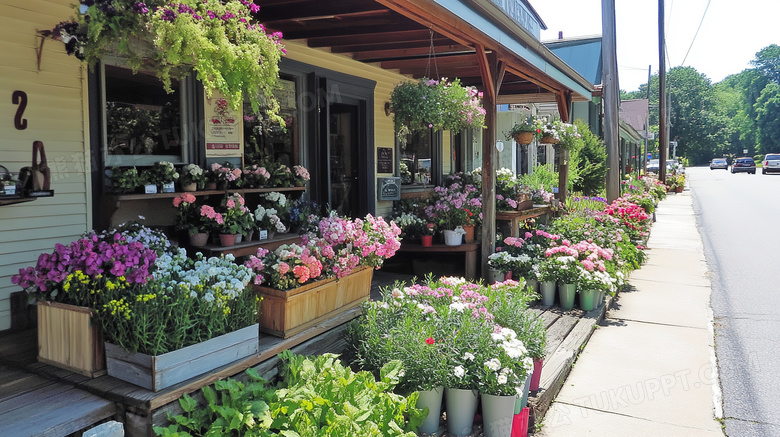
top-left (449, 302), bottom-right (467, 312)
top-left (391, 288), bottom-right (405, 299)
top-left (485, 358), bottom-right (501, 371)
top-left (453, 366), bottom-right (466, 378)
top-left (497, 374), bottom-right (508, 385)
top-left (463, 352), bottom-right (475, 361)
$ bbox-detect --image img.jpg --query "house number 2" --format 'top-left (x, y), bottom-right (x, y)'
top-left (12, 90), bottom-right (28, 130)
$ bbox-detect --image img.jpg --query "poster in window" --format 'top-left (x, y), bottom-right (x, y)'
top-left (377, 147), bottom-right (393, 173)
top-left (205, 91), bottom-right (243, 158)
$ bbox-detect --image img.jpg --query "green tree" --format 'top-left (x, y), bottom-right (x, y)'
top-left (751, 44), bottom-right (780, 84)
top-left (755, 83), bottom-right (780, 154)
top-left (572, 119), bottom-right (606, 195)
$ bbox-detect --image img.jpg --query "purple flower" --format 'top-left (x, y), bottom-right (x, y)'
top-left (207, 10), bottom-right (216, 19)
top-left (161, 8), bottom-right (177, 21)
top-left (220, 11), bottom-right (235, 20)
top-left (250, 3), bottom-right (259, 13)
top-left (132, 2), bottom-right (149, 14)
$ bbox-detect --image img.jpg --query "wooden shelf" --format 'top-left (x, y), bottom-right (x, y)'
top-left (194, 233), bottom-right (303, 258)
top-left (107, 186), bottom-right (305, 203)
top-left (0, 197), bottom-right (35, 207)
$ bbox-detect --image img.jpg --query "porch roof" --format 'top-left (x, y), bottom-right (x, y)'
top-left (258, 0), bottom-right (594, 104)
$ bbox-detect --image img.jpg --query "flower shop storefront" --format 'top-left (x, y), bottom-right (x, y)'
top-left (0, 0), bottom-right (597, 435)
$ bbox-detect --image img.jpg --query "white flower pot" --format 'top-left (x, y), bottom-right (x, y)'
top-left (443, 229), bottom-right (463, 246)
top-left (481, 393), bottom-right (516, 437)
top-left (417, 386), bottom-right (443, 434)
top-left (162, 181), bottom-right (176, 193)
top-left (445, 388), bottom-right (478, 436)
top-left (144, 184), bottom-right (158, 194)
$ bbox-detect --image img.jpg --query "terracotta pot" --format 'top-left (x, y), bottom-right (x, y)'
top-left (205, 182), bottom-right (217, 190)
top-left (182, 182), bottom-right (197, 192)
top-left (421, 235), bottom-right (433, 247)
top-left (462, 224), bottom-right (475, 244)
top-left (218, 233), bottom-right (236, 247)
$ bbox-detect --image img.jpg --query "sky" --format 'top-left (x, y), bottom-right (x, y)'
top-left (530, 0), bottom-right (780, 92)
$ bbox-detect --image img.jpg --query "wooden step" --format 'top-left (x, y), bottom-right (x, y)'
top-left (0, 366), bottom-right (116, 437)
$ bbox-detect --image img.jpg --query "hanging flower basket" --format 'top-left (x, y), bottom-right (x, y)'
top-left (513, 131), bottom-right (536, 145)
top-left (45, 0), bottom-right (286, 118)
top-left (539, 135), bottom-right (559, 145)
top-left (390, 77), bottom-right (486, 145)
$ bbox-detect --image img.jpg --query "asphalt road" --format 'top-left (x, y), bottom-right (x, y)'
top-left (689, 165), bottom-right (780, 436)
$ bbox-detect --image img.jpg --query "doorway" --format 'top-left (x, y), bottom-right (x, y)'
top-left (329, 103), bottom-right (360, 218)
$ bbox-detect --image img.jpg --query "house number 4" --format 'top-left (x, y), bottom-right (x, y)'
top-left (12, 90), bottom-right (28, 130)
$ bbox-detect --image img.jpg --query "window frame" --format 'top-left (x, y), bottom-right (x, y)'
top-left (100, 58), bottom-right (194, 167)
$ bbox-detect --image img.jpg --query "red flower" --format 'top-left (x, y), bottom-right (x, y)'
top-left (425, 337), bottom-right (435, 345)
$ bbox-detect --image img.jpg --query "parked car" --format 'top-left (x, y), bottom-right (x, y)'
top-left (710, 158), bottom-right (728, 170)
top-left (731, 157), bottom-right (756, 174)
top-left (647, 159), bottom-right (659, 173)
top-left (762, 153), bottom-right (780, 174)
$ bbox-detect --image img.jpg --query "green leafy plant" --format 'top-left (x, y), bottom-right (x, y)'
top-left (390, 77), bottom-right (486, 145)
top-left (179, 163), bottom-right (205, 188)
top-left (108, 166), bottom-right (141, 193)
top-left (505, 115), bottom-right (541, 140)
top-left (48, 0), bottom-right (286, 119)
top-left (155, 353), bottom-right (424, 436)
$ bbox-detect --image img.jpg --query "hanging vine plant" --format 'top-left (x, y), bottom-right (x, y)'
top-left (389, 77), bottom-right (486, 145)
top-left (46, 0), bottom-right (286, 121)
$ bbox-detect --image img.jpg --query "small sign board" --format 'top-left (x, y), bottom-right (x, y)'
top-left (377, 177), bottom-right (401, 201)
top-left (377, 147), bottom-right (393, 174)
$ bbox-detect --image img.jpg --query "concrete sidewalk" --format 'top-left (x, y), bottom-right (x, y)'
top-left (538, 190), bottom-right (724, 436)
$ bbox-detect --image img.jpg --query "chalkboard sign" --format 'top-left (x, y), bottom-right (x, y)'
top-left (377, 147), bottom-right (393, 173)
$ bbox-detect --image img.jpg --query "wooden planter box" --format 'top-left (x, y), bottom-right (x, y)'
top-left (253, 266), bottom-right (374, 338)
top-left (105, 323), bottom-right (259, 392)
top-left (37, 301), bottom-right (105, 377)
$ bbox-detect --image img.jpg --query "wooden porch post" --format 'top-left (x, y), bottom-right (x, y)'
top-left (556, 90), bottom-right (572, 205)
top-left (476, 46), bottom-right (504, 277)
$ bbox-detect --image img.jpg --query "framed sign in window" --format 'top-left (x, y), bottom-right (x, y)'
top-left (377, 147), bottom-right (393, 174)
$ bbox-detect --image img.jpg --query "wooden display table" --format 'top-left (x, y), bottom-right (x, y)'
top-left (397, 242), bottom-right (479, 280)
top-left (495, 206), bottom-right (551, 238)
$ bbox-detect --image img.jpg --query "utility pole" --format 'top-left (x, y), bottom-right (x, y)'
top-left (644, 64), bottom-right (651, 175)
top-left (658, 0), bottom-right (668, 183)
top-left (602, 0), bottom-right (620, 202)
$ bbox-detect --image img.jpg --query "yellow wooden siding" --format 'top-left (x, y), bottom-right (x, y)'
top-left (285, 42), bottom-right (407, 218)
top-left (0, 0), bottom-right (89, 330)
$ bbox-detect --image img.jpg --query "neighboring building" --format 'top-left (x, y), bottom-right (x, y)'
top-left (0, 0), bottom-right (593, 331)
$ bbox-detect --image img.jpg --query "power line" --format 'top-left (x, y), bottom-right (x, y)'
top-left (681, 0), bottom-right (712, 66)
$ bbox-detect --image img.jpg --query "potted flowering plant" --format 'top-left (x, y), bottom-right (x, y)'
top-left (505, 115), bottom-right (540, 145)
top-left (292, 165), bottom-right (310, 187)
top-left (261, 191), bottom-right (290, 230)
top-left (179, 163), bottom-right (205, 191)
top-left (533, 117), bottom-right (560, 144)
top-left (208, 162), bottom-right (242, 189)
top-left (390, 77), bottom-right (486, 145)
top-left (287, 198), bottom-right (319, 234)
top-left (242, 164), bottom-right (271, 188)
top-left (254, 205), bottom-right (287, 239)
top-left (392, 212), bottom-right (426, 242)
top-left (47, 0), bottom-right (286, 120)
top-left (172, 193), bottom-right (206, 244)
top-left (153, 161), bottom-right (179, 192)
top-left (220, 193), bottom-right (254, 242)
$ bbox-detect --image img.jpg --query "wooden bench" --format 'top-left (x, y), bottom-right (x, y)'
top-left (396, 242), bottom-right (480, 280)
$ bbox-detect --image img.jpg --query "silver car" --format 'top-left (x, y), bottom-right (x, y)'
top-left (762, 153), bottom-right (780, 174)
top-left (710, 158), bottom-right (728, 170)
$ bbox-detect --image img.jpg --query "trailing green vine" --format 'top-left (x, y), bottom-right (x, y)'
top-left (48, 0), bottom-right (285, 120)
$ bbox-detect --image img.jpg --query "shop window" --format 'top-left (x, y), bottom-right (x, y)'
top-left (400, 130), bottom-right (435, 186)
top-left (243, 77), bottom-right (299, 167)
top-left (102, 62), bottom-right (193, 166)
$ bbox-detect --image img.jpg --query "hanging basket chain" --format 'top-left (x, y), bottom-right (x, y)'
top-left (425, 28), bottom-right (439, 80)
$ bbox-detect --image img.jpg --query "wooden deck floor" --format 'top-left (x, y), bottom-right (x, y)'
top-left (0, 365), bottom-right (115, 437)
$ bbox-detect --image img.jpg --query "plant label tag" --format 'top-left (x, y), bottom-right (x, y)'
top-left (4, 185), bottom-right (16, 195)
top-left (258, 230), bottom-right (268, 240)
top-left (144, 184), bottom-right (158, 194)
top-left (162, 182), bottom-right (176, 193)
